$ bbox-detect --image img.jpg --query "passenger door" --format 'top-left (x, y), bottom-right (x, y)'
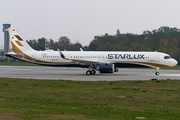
top-left (155, 53), bottom-right (159, 63)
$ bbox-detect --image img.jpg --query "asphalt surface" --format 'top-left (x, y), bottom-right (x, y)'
top-left (0, 66), bottom-right (180, 81)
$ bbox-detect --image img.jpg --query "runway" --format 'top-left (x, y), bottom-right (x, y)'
top-left (0, 66), bottom-right (180, 81)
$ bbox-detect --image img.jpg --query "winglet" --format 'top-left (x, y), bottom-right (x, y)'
top-left (80, 48), bottom-right (83, 52)
top-left (58, 49), bottom-right (66, 59)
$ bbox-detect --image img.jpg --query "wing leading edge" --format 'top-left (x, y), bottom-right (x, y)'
top-left (57, 49), bottom-right (109, 65)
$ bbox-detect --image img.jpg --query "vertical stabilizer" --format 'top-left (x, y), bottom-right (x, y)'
top-left (8, 28), bottom-right (35, 54)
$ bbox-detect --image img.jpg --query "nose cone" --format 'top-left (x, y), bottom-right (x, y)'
top-left (171, 59), bottom-right (178, 67)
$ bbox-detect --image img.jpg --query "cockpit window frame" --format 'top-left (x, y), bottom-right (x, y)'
top-left (164, 56), bottom-right (171, 59)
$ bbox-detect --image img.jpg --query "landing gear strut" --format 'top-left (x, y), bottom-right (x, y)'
top-left (155, 68), bottom-right (160, 76)
top-left (86, 69), bottom-right (96, 75)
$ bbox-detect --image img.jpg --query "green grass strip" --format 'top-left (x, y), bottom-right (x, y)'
top-left (0, 78), bottom-right (180, 119)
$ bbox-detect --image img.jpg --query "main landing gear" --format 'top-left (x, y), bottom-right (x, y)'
top-left (86, 69), bottom-right (96, 75)
top-left (155, 68), bottom-right (160, 76)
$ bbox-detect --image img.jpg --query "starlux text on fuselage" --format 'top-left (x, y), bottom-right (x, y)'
top-left (108, 54), bottom-right (145, 59)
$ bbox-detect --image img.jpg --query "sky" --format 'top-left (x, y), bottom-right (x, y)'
top-left (1, 0), bottom-right (180, 49)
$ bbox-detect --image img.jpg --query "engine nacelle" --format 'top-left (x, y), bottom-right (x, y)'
top-left (98, 63), bottom-right (114, 73)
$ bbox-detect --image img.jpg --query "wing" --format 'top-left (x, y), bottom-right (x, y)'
top-left (58, 49), bottom-right (109, 65)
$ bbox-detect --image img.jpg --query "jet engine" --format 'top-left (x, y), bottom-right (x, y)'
top-left (98, 63), bottom-right (115, 73)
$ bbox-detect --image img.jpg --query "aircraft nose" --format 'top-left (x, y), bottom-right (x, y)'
top-left (171, 59), bottom-right (178, 67)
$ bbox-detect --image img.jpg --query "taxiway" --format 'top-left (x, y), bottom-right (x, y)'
top-left (0, 66), bottom-right (180, 81)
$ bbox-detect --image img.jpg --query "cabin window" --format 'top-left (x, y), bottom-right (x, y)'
top-left (164, 56), bottom-right (171, 59)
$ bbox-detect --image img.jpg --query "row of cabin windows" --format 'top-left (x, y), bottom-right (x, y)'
top-left (71, 56), bottom-right (107, 58)
top-left (41, 55), bottom-right (174, 59)
top-left (42, 56), bottom-right (106, 59)
top-left (43, 56), bottom-right (61, 58)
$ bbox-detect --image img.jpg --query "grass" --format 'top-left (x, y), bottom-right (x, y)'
top-left (163, 65), bottom-right (180, 70)
top-left (0, 78), bottom-right (180, 119)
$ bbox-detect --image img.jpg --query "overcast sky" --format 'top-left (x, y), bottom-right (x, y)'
top-left (1, 0), bottom-right (180, 49)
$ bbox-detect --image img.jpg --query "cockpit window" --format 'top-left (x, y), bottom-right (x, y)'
top-left (164, 56), bottom-right (171, 59)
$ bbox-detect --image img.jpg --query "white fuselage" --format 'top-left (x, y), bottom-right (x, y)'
top-left (17, 50), bottom-right (177, 68)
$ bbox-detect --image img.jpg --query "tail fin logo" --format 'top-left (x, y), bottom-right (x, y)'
top-left (14, 35), bottom-right (23, 41)
top-left (15, 41), bottom-right (23, 46)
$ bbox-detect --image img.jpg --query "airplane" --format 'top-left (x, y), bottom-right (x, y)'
top-left (6, 28), bottom-right (178, 75)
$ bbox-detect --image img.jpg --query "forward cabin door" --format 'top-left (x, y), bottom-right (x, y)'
top-left (155, 53), bottom-right (160, 63)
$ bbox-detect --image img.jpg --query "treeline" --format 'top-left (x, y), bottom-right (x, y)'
top-left (27, 36), bottom-right (83, 51)
top-left (27, 26), bottom-right (180, 64)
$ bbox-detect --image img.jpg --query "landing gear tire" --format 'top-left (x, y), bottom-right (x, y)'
top-left (155, 72), bottom-right (160, 76)
top-left (91, 70), bottom-right (96, 75)
top-left (86, 70), bottom-right (91, 75)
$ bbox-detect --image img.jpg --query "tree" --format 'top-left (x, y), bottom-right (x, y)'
top-left (49, 39), bottom-right (54, 50)
top-left (69, 43), bottom-right (83, 51)
top-left (37, 38), bottom-right (46, 50)
top-left (58, 36), bottom-right (70, 50)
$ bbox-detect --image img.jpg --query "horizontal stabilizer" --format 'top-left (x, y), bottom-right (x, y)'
top-left (6, 52), bottom-right (24, 58)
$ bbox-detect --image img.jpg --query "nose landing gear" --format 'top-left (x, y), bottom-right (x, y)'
top-left (155, 71), bottom-right (160, 75)
top-left (155, 68), bottom-right (160, 75)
